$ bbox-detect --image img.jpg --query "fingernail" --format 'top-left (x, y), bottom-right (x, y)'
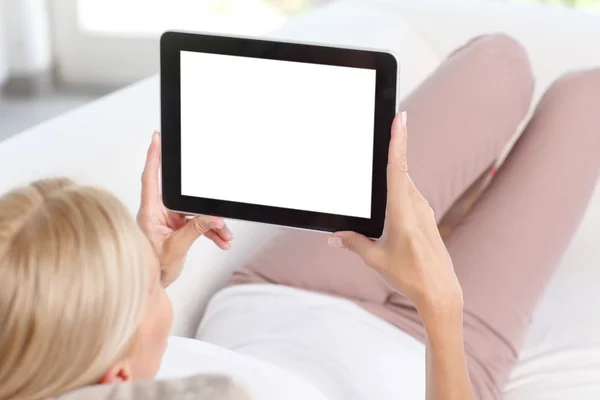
top-left (152, 131), bottom-right (160, 143)
top-left (401, 111), bottom-right (407, 128)
top-left (328, 235), bottom-right (344, 248)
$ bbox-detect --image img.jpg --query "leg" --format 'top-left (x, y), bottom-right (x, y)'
top-left (388, 68), bottom-right (600, 398)
top-left (230, 34), bottom-right (534, 303)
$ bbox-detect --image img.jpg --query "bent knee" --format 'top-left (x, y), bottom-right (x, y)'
top-left (539, 68), bottom-right (600, 150)
top-left (546, 68), bottom-right (600, 100)
top-left (465, 33), bottom-right (535, 113)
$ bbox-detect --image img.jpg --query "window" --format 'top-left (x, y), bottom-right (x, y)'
top-left (77, 0), bottom-right (301, 37)
top-left (510, 0), bottom-right (600, 11)
top-left (50, 0), bottom-right (324, 87)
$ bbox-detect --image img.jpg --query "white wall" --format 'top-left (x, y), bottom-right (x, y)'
top-left (1, 0), bottom-right (52, 77)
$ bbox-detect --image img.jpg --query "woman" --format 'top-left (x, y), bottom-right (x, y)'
top-left (1, 34), bottom-right (599, 400)
top-left (189, 34), bottom-right (600, 400)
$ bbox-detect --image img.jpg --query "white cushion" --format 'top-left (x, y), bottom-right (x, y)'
top-left (376, 0), bottom-right (600, 105)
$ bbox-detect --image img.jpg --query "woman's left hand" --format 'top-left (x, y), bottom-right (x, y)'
top-left (137, 131), bottom-right (234, 287)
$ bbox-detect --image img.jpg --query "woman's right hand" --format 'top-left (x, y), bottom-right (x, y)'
top-left (328, 112), bottom-right (463, 319)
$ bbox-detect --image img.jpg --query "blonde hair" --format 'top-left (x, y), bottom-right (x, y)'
top-left (0, 179), bottom-right (150, 400)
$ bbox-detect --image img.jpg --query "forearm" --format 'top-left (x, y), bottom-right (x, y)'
top-left (420, 300), bottom-right (473, 400)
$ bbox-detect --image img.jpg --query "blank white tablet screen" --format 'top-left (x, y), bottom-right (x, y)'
top-left (180, 51), bottom-right (376, 219)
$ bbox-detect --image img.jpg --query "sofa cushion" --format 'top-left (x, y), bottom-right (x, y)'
top-left (375, 0), bottom-right (600, 105)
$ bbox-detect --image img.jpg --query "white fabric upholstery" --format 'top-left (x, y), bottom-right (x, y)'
top-left (377, 0), bottom-right (600, 105)
top-left (1, 1), bottom-right (599, 398)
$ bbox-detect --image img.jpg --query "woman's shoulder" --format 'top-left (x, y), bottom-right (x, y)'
top-left (53, 373), bottom-right (250, 400)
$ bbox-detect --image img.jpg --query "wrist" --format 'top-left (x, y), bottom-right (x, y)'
top-left (416, 288), bottom-right (464, 333)
top-left (422, 308), bottom-right (465, 356)
top-left (160, 259), bottom-right (185, 288)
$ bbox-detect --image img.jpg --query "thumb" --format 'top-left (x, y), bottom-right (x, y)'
top-left (329, 232), bottom-right (382, 267)
top-left (167, 215), bottom-right (224, 257)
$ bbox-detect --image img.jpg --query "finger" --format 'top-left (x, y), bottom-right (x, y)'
top-left (404, 174), bottom-right (419, 201)
top-left (213, 224), bottom-right (234, 241)
top-left (328, 232), bottom-right (383, 267)
top-left (407, 175), bottom-right (432, 213)
top-left (141, 131), bottom-right (162, 207)
top-left (386, 112), bottom-right (411, 209)
top-left (168, 215), bottom-right (225, 256)
top-left (204, 230), bottom-right (232, 250)
top-left (403, 174), bottom-right (438, 235)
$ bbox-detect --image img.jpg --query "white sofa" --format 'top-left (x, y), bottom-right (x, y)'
top-left (1, 1), bottom-right (599, 398)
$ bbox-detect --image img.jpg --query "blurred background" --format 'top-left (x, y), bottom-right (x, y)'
top-left (0, 0), bottom-right (599, 142)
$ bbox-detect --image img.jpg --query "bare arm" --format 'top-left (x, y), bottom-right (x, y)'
top-left (330, 111), bottom-right (473, 400)
top-left (421, 301), bottom-right (472, 400)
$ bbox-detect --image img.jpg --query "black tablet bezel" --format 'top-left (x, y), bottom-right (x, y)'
top-left (161, 31), bottom-right (397, 238)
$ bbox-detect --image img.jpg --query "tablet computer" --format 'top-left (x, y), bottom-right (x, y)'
top-left (160, 31), bottom-right (398, 238)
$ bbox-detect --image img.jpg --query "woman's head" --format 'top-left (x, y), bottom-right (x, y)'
top-left (0, 179), bottom-right (173, 400)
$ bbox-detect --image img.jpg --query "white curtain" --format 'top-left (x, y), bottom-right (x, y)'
top-left (0, 0), bottom-right (52, 79)
top-left (0, 21), bottom-right (7, 85)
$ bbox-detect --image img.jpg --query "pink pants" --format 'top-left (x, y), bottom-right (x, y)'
top-left (230, 35), bottom-right (600, 399)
